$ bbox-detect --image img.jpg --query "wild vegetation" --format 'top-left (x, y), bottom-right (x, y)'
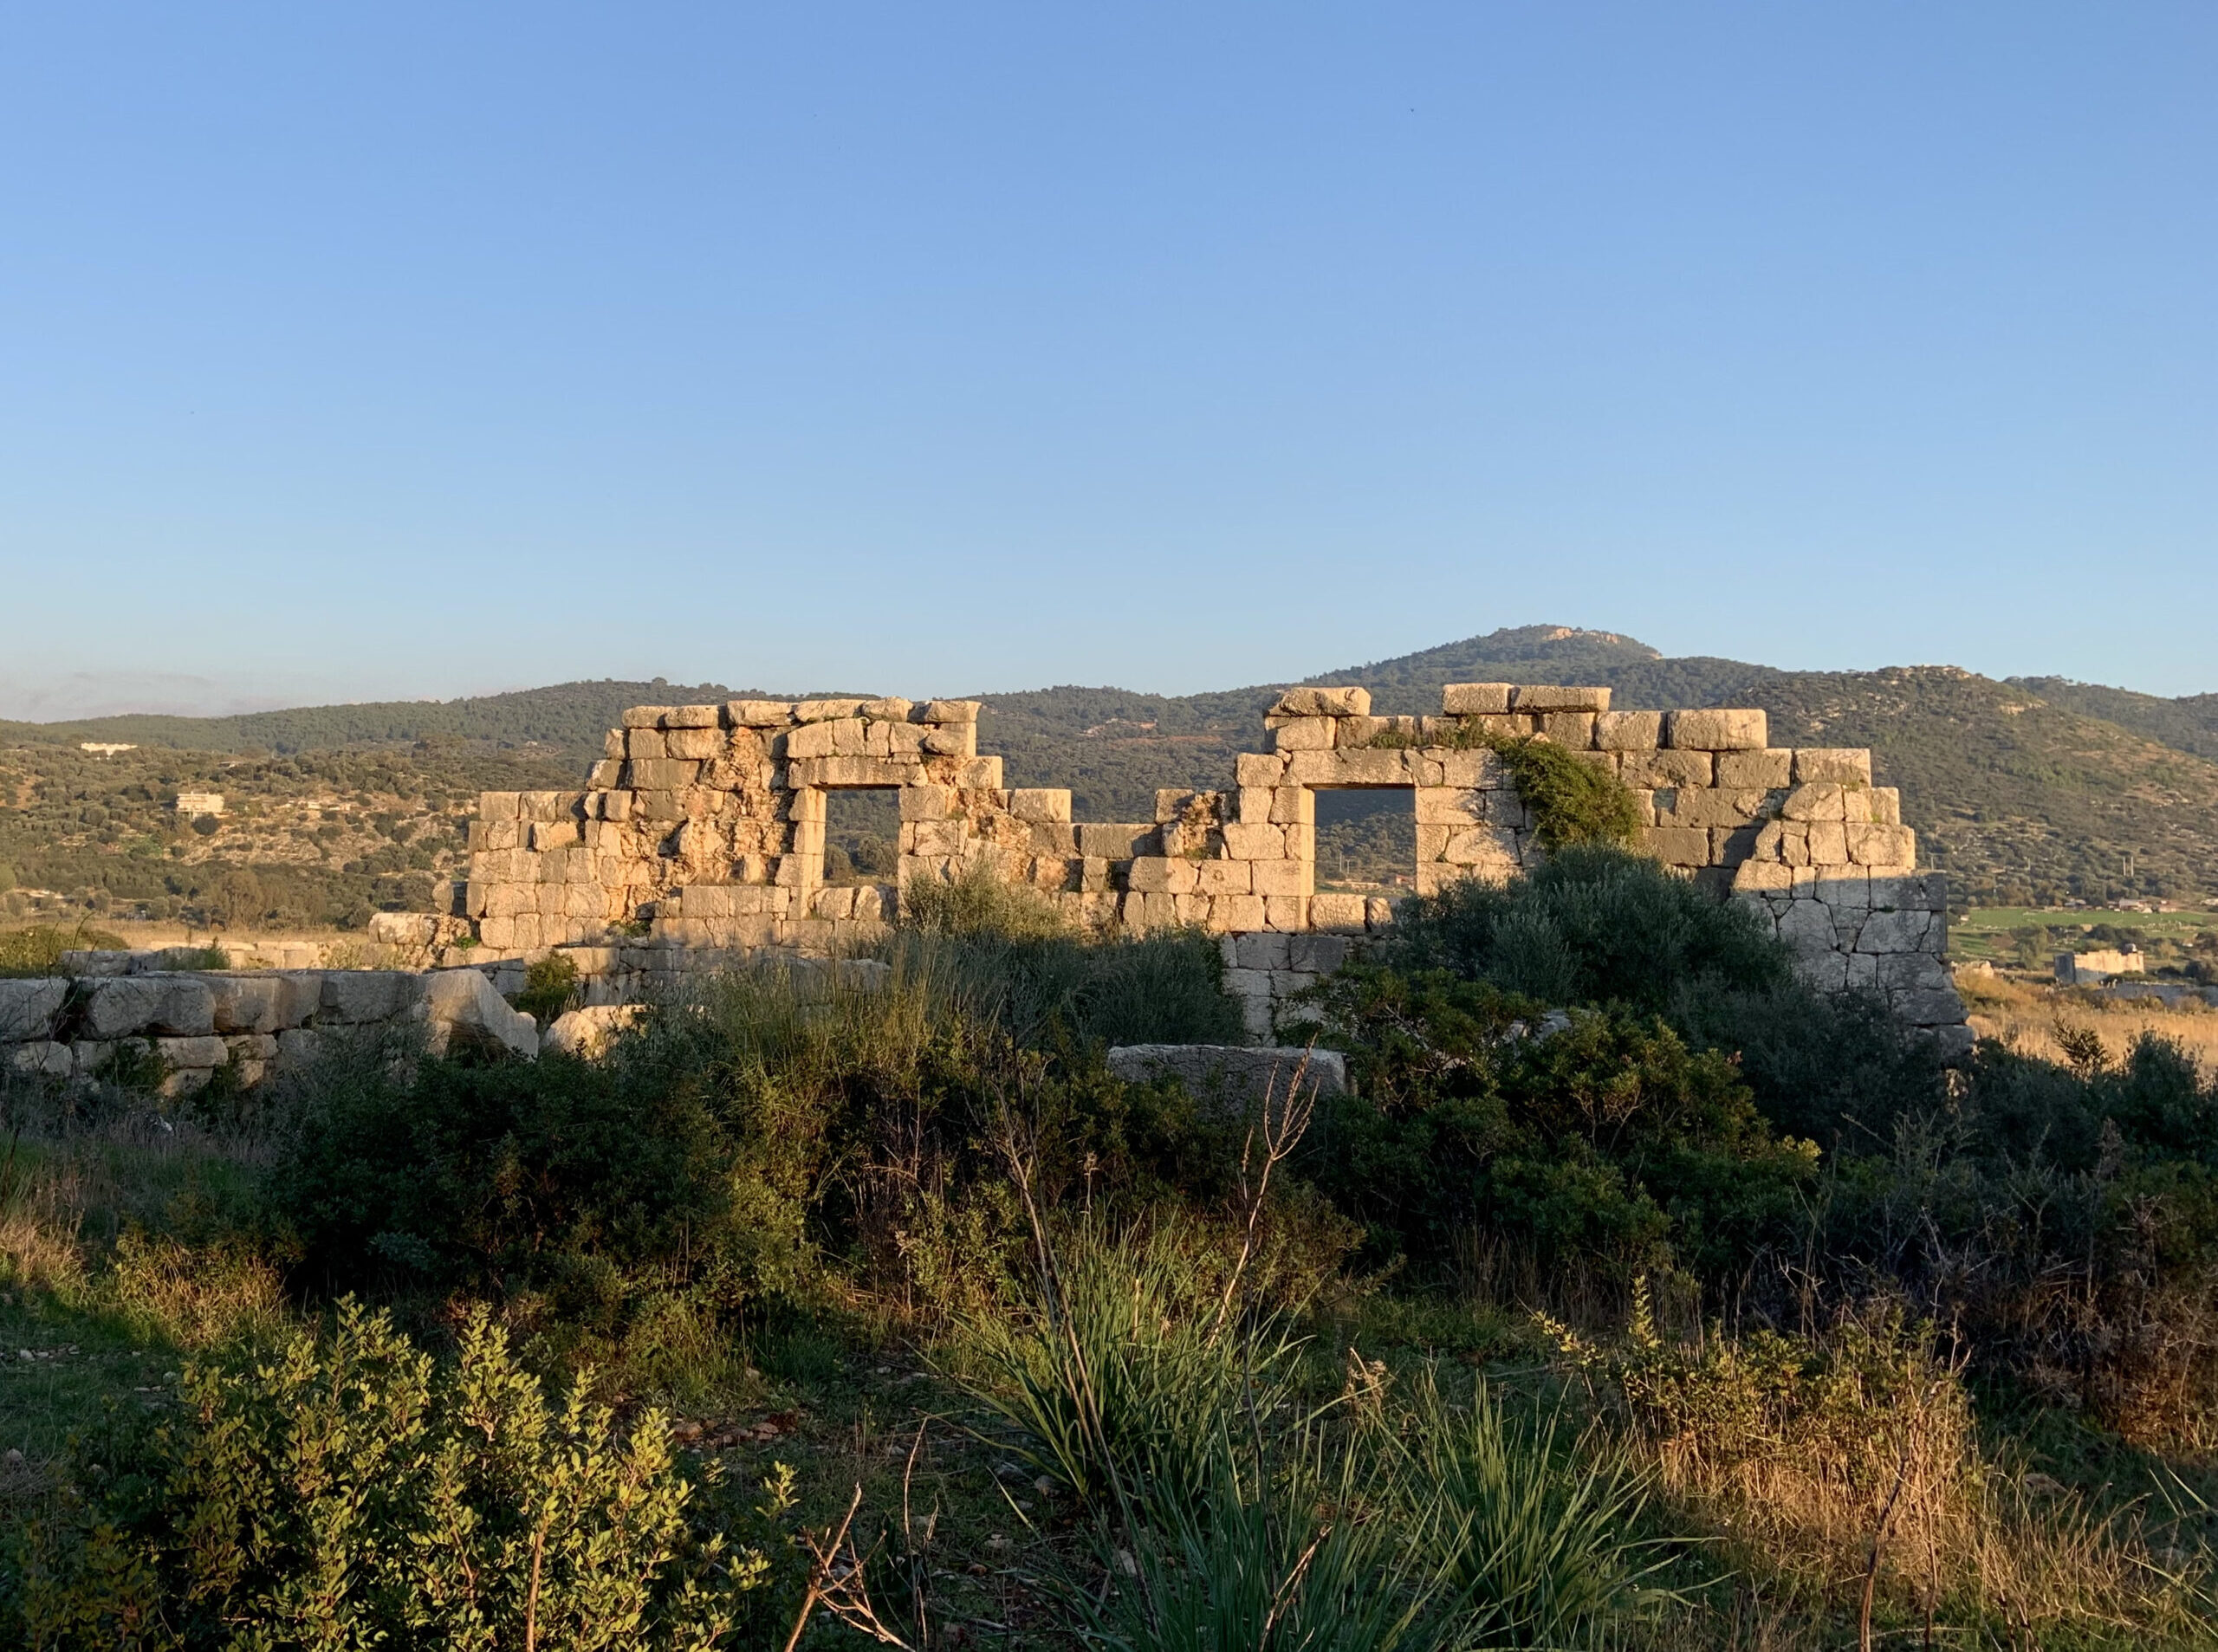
top-left (3, 843), bottom-right (2215, 1647)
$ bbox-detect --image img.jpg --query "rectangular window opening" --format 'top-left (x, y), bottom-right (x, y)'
top-left (822, 787), bottom-right (901, 886)
top-left (1313, 787), bottom-right (1417, 897)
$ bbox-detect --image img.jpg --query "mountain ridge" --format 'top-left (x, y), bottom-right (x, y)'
top-left (4, 627), bottom-right (2214, 910)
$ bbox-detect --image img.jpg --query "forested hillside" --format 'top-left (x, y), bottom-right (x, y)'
top-left (5, 626), bottom-right (2214, 924)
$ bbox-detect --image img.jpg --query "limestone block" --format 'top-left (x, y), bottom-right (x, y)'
top-left (1339, 716), bottom-right (1417, 747)
top-left (1123, 891), bottom-right (1183, 931)
top-left (624, 759), bottom-right (699, 791)
top-left (1619, 750), bottom-right (1715, 788)
top-left (586, 760), bottom-right (622, 788)
top-left (1847, 822), bottom-right (1916, 867)
top-left (1215, 893), bottom-right (1267, 930)
top-left (785, 721), bottom-right (838, 759)
top-left (1106, 1044), bottom-right (1348, 1107)
top-left (1234, 787), bottom-right (1278, 825)
top-left (726, 700), bottom-right (796, 727)
top-left (1284, 935), bottom-right (1347, 975)
top-left (623, 706), bottom-right (674, 729)
top-left (1196, 860), bottom-right (1252, 896)
top-left (1732, 860), bottom-right (1797, 893)
top-left (1221, 968), bottom-right (1273, 1006)
top-left (529, 820), bottom-right (581, 852)
top-left (1857, 909), bottom-right (1937, 953)
top-left (1310, 892), bottom-right (1366, 932)
top-left (1268, 787), bottom-right (1314, 825)
top-left (1241, 858), bottom-right (1301, 899)
top-left (1273, 686), bottom-right (1369, 718)
top-left (1280, 821), bottom-right (1316, 860)
top-left (1219, 820), bottom-right (1287, 864)
top-left (150, 1033), bottom-right (228, 1072)
top-left (1872, 871), bottom-right (1948, 914)
top-left (321, 972), bottom-right (418, 1024)
top-left (877, 722), bottom-right (928, 757)
top-left (1069, 822), bottom-right (1145, 859)
top-left (0, 979), bottom-right (66, 1041)
top-left (1514, 685), bottom-right (1612, 713)
top-left (626, 729), bottom-right (669, 760)
top-left (212, 974), bottom-right (321, 1033)
top-left (1010, 788), bottom-right (1073, 822)
top-left (1127, 857), bottom-right (1201, 895)
top-left (1442, 826), bottom-right (1521, 869)
top-left (1774, 897), bottom-right (1839, 953)
top-left (1271, 717), bottom-right (1339, 752)
top-left (1326, 748), bottom-right (1416, 785)
top-left (945, 757), bottom-right (1003, 788)
top-left (10, 1041), bottom-right (73, 1078)
top-left (1262, 896), bottom-right (1310, 931)
top-left (1664, 709), bottom-right (1768, 751)
top-left (789, 698), bottom-right (863, 723)
top-left (1792, 748), bottom-right (1871, 786)
top-left (1640, 827), bottom-right (1712, 866)
top-left (815, 757), bottom-right (918, 787)
top-left (908, 699), bottom-right (975, 725)
top-left (1594, 710), bottom-right (1664, 750)
top-left (1028, 822), bottom-right (1080, 857)
top-left (1434, 750), bottom-right (1508, 789)
top-left (1811, 870), bottom-right (1871, 909)
top-left (1229, 933), bottom-right (1289, 972)
top-left (1441, 683), bottom-right (1514, 715)
top-left (1715, 749), bottom-right (1793, 789)
top-left (1780, 783), bottom-right (1847, 823)
top-left (599, 791), bottom-right (633, 822)
top-left (1236, 752), bottom-right (1288, 787)
top-left (660, 704), bottom-right (721, 729)
top-left (663, 727), bottom-right (723, 761)
top-left (1655, 788), bottom-right (1769, 830)
top-left (86, 976), bottom-right (215, 1039)
top-left (1533, 712), bottom-right (1595, 748)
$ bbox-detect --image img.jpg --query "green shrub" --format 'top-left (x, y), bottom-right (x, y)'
top-left (267, 1029), bottom-right (736, 1299)
top-left (1293, 965), bottom-right (1818, 1286)
top-left (0, 923), bottom-right (128, 977)
top-left (5, 1301), bottom-right (787, 1649)
top-left (511, 951), bottom-right (580, 1024)
top-left (898, 862), bottom-right (1068, 940)
top-left (1384, 845), bottom-right (1787, 1016)
top-left (1488, 735), bottom-right (1645, 852)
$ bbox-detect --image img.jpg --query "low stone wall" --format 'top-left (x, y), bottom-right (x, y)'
top-left (0, 963), bottom-right (536, 1095)
top-left (451, 681), bottom-right (1968, 1053)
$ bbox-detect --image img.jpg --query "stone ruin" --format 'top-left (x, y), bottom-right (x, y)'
top-left (455, 683), bottom-right (1968, 1053)
top-left (0, 680), bottom-right (1969, 1091)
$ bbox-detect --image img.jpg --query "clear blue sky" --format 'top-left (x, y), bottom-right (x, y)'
top-left (3, 3), bottom-right (2212, 715)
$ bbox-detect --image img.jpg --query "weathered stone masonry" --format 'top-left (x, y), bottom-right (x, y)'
top-left (457, 683), bottom-right (1968, 1053)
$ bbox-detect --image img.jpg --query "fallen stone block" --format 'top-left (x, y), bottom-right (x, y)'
top-left (1106, 1044), bottom-right (1349, 1110)
top-left (420, 969), bottom-right (541, 1059)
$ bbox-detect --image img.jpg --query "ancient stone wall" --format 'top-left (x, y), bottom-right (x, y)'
top-left (456, 683), bottom-right (1968, 1053)
top-left (0, 959), bottom-right (537, 1094)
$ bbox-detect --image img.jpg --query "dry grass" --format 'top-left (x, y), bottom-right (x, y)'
top-left (1550, 1302), bottom-right (2218, 1647)
top-left (1958, 969), bottom-right (2218, 1072)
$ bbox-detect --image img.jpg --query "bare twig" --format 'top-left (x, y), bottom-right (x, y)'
top-left (1211, 1046), bottom-right (1319, 1340)
top-left (784, 1483), bottom-right (915, 1652)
